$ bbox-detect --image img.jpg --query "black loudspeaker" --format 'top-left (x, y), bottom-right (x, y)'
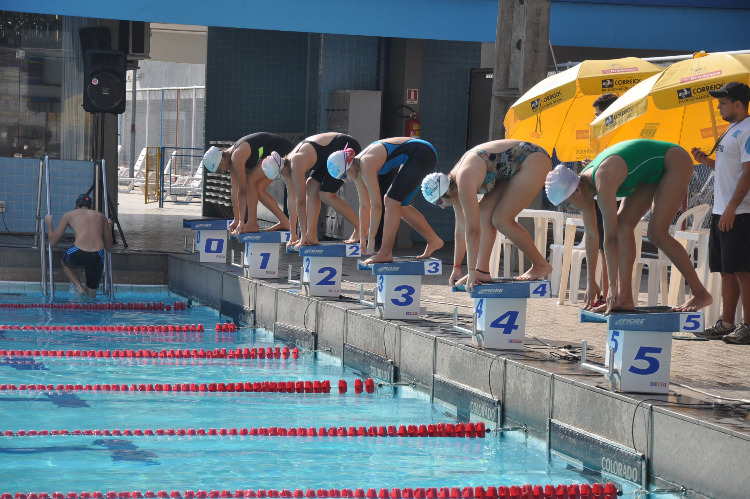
top-left (82, 49), bottom-right (127, 114)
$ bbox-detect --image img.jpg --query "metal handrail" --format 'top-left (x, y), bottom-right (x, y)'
top-left (100, 159), bottom-right (114, 300)
top-left (43, 156), bottom-right (54, 299)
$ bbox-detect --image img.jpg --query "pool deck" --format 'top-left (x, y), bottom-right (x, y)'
top-left (2, 190), bottom-right (750, 498)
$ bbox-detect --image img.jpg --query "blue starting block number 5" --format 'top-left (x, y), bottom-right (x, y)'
top-left (681, 313), bottom-right (701, 331)
top-left (610, 330), bottom-right (620, 352)
top-left (628, 346), bottom-right (662, 376)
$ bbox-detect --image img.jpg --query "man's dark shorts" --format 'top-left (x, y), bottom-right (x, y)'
top-left (709, 213), bottom-right (750, 274)
top-left (62, 246), bottom-right (105, 289)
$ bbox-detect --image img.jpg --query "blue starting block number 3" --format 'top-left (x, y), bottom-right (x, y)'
top-left (391, 284), bottom-right (416, 306)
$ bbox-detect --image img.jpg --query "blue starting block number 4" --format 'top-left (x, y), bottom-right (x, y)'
top-left (476, 300), bottom-right (520, 335)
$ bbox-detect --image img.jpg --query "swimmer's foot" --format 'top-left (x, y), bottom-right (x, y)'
top-left (343, 229), bottom-right (360, 244)
top-left (363, 252), bottom-right (394, 265)
top-left (672, 290), bottom-right (713, 312)
top-left (69, 283), bottom-right (85, 297)
top-left (264, 222), bottom-right (290, 232)
top-left (416, 238), bottom-right (444, 259)
top-left (515, 261), bottom-right (553, 281)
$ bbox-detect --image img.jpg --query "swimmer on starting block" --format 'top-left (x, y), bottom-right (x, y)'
top-left (421, 140), bottom-right (553, 291)
top-left (202, 133), bottom-right (294, 235)
top-left (327, 137), bottom-right (443, 263)
top-left (262, 132), bottom-right (362, 249)
top-left (44, 194), bottom-right (114, 298)
top-left (545, 139), bottom-right (713, 314)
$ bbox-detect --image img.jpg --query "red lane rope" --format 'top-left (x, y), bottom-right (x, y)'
top-left (0, 378), bottom-right (379, 394)
top-left (2, 324), bottom-right (208, 333)
top-left (1, 422), bottom-right (487, 439)
top-left (0, 346), bottom-right (297, 360)
top-left (1, 483), bottom-right (619, 499)
top-left (0, 301), bottom-right (187, 311)
top-left (2, 323), bottom-right (240, 333)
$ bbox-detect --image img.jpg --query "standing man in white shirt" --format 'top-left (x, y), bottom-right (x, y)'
top-left (691, 82), bottom-right (750, 343)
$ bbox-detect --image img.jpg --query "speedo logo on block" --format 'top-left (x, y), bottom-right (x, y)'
top-left (613, 318), bottom-right (645, 326)
top-left (306, 250), bottom-right (324, 254)
top-left (194, 224), bottom-right (213, 229)
top-left (476, 288), bottom-right (502, 295)
top-left (378, 266), bottom-right (399, 272)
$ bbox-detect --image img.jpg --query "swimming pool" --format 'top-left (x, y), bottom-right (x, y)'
top-left (1, 286), bottom-right (644, 496)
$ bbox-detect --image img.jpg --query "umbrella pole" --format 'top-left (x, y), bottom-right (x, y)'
top-left (708, 100), bottom-right (718, 141)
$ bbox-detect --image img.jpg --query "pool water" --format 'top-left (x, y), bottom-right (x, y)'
top-left (0, 288), bottom-right (645, 495)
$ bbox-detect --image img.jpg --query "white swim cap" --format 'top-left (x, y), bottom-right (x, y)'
top-left (327, 147), bottom-right (356, 179)
top-left (421, 172), bottom-right (450, 204)
top-left (545, 164), bottom-right (580, 206)
top-left (203, 146), bottom-right (222, 173)
top-left (261, 151), bottom-right (284, 180)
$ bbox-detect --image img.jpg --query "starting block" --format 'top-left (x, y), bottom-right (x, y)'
top-left (580, 306), bottom-right (704, 394)
top-left (298, 242), bottom-right (361, 297)
top-left (358, 257), bottom-right (442, 319)
top-left (183, 219), bottom-right (232, 263)
top-left (235, 231), bottom-right (291, 278)
top-left (453, 278), bottom-right (551, 349)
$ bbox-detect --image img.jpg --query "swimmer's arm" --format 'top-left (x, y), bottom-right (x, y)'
top-left (290, 160), bottom-right (308, 241)
top-left (451, 204), bottom-right (467, 285)
top-left (231, 146), bottom-right (251, 228)
top-left (282, 176), bottom-right (299, 242)
top-left (353, 177), bottom-right (370, 247)
top-left (360, 164), bottom-right (382, 248)
top-left (580, 198), bottom-right (600, 308)
top-left (45, 212), bottom-right (70, 247)
top-left (456, 170), bottom-right (481, 284)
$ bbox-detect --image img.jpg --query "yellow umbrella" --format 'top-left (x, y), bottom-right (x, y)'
top-left (504, 57), bottom-right (664, 162)
top-left (591, 52), bottom-right (750, 154)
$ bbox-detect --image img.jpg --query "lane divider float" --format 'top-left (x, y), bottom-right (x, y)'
top-left (0, 378), bottom-right (379, 394)
top-left (1, 422), bottom-right (487, 438)
top-left (0, 483), bottom-right (619, 499)
top-left (0, 346), bottom-right (297, 360)
top-left (0, 301), bottom-right (187, 311)
top-left (2, 324), bottom-right (207, 333)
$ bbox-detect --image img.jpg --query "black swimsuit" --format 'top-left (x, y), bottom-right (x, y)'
top-left (234, 133), bottom-right (294, 170)
top-left (305, 134), bottom-right (361, 193)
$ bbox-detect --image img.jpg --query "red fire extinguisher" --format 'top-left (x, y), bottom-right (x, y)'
top-left (396, 105), bottom-right (421, 138)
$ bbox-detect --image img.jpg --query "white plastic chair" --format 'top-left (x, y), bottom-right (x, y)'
top-left (118, 148), bottom-right (147, 192)
top-left (634, 204), bottom-right (710, 306)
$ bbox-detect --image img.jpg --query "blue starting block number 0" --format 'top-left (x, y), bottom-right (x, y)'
top-left (204, 238), bottom-right (224, 253)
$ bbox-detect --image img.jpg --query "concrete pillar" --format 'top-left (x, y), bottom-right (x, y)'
top-left (489, 0), bottom-right (551, 141)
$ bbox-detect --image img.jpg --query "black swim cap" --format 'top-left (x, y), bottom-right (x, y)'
top-left (76, 194), bottom-right (92, 208)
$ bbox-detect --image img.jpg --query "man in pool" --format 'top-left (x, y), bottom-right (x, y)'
top-left (45, 194), bottom-right (114, 298)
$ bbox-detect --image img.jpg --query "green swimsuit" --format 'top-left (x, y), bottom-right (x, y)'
top-left (582, 139), bottom-right (679, 197)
